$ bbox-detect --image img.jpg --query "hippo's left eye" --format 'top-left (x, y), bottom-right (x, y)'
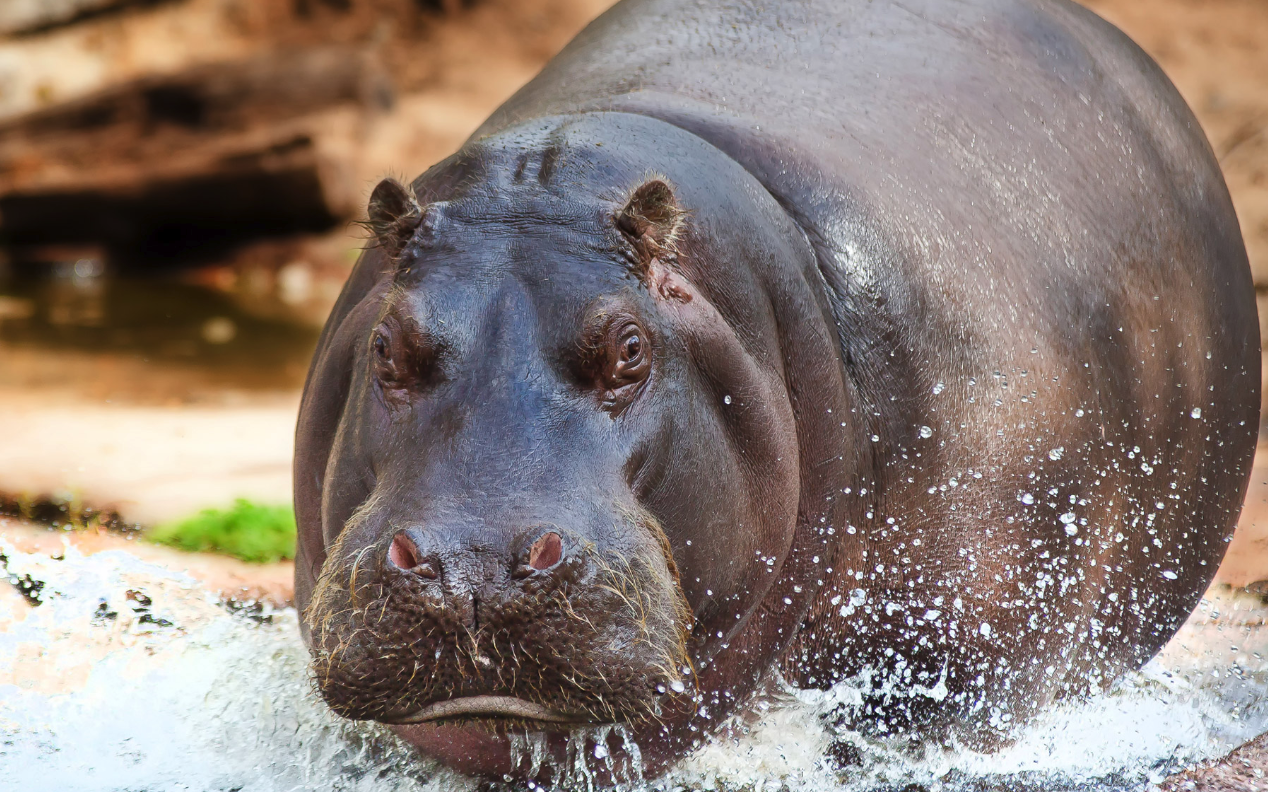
top-left (605, 322), bottom-right (651, 395)
top-left (621, 333), bottom-right (642, 362)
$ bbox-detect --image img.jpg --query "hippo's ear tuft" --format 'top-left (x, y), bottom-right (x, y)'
top-left (617, 178), bottom-right (685, 256)
top-left (364, 177), bottom-right (424, 258)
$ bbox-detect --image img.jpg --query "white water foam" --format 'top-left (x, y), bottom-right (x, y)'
top-left (0, 541), bottom-right (1264, 791)
top-left (0, 542), bottom-right (470, 792)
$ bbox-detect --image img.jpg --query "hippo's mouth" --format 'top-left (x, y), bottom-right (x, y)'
top-left (380, 695), bottom-right (592, 725)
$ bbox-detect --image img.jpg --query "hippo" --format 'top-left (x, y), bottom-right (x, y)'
top-left (293, 0), bottom-right (1259, 780)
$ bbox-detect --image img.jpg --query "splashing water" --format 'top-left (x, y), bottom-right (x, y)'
top-left (1, 541), bottom-right (1264, 791)
top-left (0, 542), bottom-right (467, 792)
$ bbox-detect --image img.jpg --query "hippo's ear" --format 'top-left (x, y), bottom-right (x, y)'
top-left (616, 178), bottom-right (685, 257)
top-left (364, 177), bottom-right (424, 258)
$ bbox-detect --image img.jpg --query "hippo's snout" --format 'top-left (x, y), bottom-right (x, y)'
top-left (305, 510), bottom-right (693, 730)
top-left (380, 528), bottom-right (580, 635)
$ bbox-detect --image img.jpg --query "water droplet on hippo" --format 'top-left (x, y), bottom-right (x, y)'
top-left (1048, 447), bottom-right (1064, 461)
top-left (594, 742), bottom-right (610, 760)
top-left (670, 680), bottom-right (686, 693)
top-left (932, 382), bottom-right (945, 395)
top-left (1021, 492), bottom-right (1035, 505)
top-left (919, 425), bottom-right (933, 438)
top-left (1161, 570), bottom-right (1179, 580)
top-left (1190, 407), bottom-right (1202, 419)
top-left (724, 395), bottom-right (732, 405)
top-left (871, 434), bottom-right (880, 442)
top-left (1076, 408), bottom-right (1085, 417)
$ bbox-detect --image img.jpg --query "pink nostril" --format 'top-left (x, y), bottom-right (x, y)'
top-left (528, 531), bottom-right (563, 571)
top-left (389, 533), bottom-right (420, 570)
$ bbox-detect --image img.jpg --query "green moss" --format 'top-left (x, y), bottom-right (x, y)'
top-left (146, 499), bottom-right (296, 563)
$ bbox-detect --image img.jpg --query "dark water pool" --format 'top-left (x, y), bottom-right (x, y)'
top-left (0, 253), bottom-right (323, 396)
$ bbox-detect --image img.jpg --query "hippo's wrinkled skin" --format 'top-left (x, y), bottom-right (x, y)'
top-left (294, 0), bottom-right (1259, 779)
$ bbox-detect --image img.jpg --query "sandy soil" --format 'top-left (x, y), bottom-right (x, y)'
top-left (0, 390), bottom-right (297, 526)
top-left (1219, 452), bottom-right (1268, 588)
top-left (1160, 729), bottom-right (1268, 791)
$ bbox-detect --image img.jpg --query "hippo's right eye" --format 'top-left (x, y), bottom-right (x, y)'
top-left (370, 321), bottom-right (441, 398)
top-left (371, 324), bottom-right (409, 392)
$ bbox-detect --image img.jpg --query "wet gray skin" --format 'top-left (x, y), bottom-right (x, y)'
top-left (294, 0), bottom-right (1260, 780)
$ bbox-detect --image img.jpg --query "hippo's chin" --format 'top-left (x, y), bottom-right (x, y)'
top-left (380, 695), bottom-right (593, 726)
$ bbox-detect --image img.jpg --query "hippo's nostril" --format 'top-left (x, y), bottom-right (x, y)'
top-left (388, 532), bottom-right (438, 579)
top-left (528, 531), bottom-right (563, 571)
top-left (388, 533), bottom-right (418, 570)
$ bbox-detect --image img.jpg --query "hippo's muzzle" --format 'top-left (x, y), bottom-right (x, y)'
top-left (304, 502), bottom-right (693, 732)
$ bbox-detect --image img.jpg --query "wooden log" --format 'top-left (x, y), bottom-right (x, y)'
top-left (0, 46), bottom-right (391, 259)
top-left (1, 133), bottom-right (348, 261)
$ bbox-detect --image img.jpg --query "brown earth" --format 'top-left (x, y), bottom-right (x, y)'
top-left (1160, 730), bottom-right (1268, 791)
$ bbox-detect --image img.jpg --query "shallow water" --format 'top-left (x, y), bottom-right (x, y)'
top-left (0, 260), bottom-right (320, 397)
top-left (1, 541), bottom-right (1264, 792)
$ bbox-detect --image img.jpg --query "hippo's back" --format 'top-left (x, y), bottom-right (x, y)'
top-left (477, 0), bottom-right (1249, 340)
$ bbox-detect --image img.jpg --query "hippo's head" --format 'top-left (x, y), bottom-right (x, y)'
top-left (294, 114), bottom-right (855, 777)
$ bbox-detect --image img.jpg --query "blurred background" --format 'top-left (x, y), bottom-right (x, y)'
top-left (0, 0), bottom-right (1264, 602)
